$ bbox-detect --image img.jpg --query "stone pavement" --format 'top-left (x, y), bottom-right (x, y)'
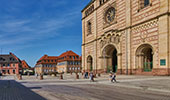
top-left (17, 74), bottom-right (170, 100)
top-left (18, 74), bottom-right (170, 94)
top-left (0, 76), bottom-right (46, 100)
top-left (1, 74), bottom-right (170, 100)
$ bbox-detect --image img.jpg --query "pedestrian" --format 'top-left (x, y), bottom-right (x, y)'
top-left (84, 72), bottom-right (88, 79)
top-left (89, 72), bottom-right (94, 82)
top-left (109, 71), bottom-right (113, 80)
top-left (111, 73), bottom-right (117, 83)
top-left (35, 73), bottom-right (38, 79)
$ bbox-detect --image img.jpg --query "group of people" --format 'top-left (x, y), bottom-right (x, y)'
top-left (84, 71), bottom-right (117, 83)
top-left (84, 72), bottom-right (95, 82)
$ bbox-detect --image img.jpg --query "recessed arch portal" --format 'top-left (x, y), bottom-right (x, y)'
top-left (102, 44), bottom-right (118, 73)
top-left (136, 44), bottom-right (153, 72)
top-left (87, 55), bottom-right (93, 71)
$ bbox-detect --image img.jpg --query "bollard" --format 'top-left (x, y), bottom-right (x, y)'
top-left (40, 75), bottom-right (43, 80)
top-left (94, 74), bottom-right (96, 78)
top-left (19, 74), bottom-right (22, 80)
top-left (60, 74), bottom-right (63, 79)
top-left (76, 73), bottom-right (79, 79)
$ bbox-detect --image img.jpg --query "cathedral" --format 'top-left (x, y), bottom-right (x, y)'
top-left (81, 0), bottom-right (170, 75)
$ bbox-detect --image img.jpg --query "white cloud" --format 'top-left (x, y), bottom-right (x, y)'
top-left (0, 10), bottom-right (79, 46)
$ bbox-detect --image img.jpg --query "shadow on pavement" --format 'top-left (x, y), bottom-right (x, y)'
top-left (0, 80), bottom-right (46, 100)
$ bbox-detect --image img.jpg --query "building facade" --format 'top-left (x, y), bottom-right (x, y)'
top-left (0, 52), bottom-right (22, 75)
top-left (82, 0), bottom-right (170, 75)
top-left (21, 60), bottom-right (34, 75)
top-left (57, 51), bottom-right (81, 73)
top-left (34, 55), bottom-right (58, 75)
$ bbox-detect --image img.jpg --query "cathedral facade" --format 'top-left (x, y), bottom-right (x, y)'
top-left (82, 0), bottom-right (170, 75)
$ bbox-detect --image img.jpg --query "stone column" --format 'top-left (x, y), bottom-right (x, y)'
top-left (158, 0), bottom-right (169, 75)
top-left (125, 0), bottom-right (132, 75)
top-left (82, 17), bottom-right (86, 73)
top-left (93, 1), bottom-right (97, 74)
top-left (117, 53), bottom-right (122, 74)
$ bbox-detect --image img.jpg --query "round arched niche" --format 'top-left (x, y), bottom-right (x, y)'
top-left (87, 55), bottom-right (93, 71)
top-left (136, 44), bottom-right (154, 72)
top-left (101, 44), bottom-right (118, 73)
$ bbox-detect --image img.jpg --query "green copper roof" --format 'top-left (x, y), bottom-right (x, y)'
top-left (81, 0), bottom-right (95, 12)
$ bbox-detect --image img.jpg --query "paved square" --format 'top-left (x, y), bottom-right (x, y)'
top-left (1, 74), bottom-right (170, 100)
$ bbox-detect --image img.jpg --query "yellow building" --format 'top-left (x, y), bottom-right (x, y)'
top-left (57, 51), bottom-right (81, 73)
top-left (82, 0), bottom-right (170, 75)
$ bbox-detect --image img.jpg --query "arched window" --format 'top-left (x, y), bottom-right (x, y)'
top-left (87, 21), bottom-right (92, 35)
top-left (140, 0), bottom-right (150, 9)
top-left (144, 0), bottom-right (150, 7)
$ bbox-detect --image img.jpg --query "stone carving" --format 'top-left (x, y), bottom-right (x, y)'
top-left (100, 33), bottom-right (120, 48)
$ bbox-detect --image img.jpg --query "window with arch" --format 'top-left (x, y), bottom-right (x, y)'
top-left (87, 21), bottom-right (92, 35)
top-left (139, 0), bottom-right (150, 9)
top-left (99, 0), bottom-right (108, 6)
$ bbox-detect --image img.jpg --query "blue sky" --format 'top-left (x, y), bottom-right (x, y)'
top-left (0, 0), bottom-right (90, 67)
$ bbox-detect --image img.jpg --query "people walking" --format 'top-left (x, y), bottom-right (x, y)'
top-left (111, 73), bottom-right (117, 83)
top-left (84, 72), bottom-right (88, 79)
top-left (89, 72), bottom-right (94, 82)
top-left (35, 73), bottom-right (38, 79)
top-left (109, 71), bottom-right (113, 81)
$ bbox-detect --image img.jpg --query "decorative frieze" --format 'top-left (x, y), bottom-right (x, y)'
top-left (100, 30), bottom-right (122, 48)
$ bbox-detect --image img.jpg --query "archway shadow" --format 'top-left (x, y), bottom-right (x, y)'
top-left (0, 80), bottom-right (46, 100)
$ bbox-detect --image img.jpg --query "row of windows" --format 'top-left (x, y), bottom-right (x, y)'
top-left (0, 57), bottom-right (15, 61)
top-left (43, 60), bottom-right (57, 63)
top-left (68, 61), bottom-right (81, 65)
top-left (1, 69), bottom-right (15, 74)
top-left (42, 64), bottom-right (56, 67)
top-left (57, 62), bottom-right (66, 66)
top-left (99, 0), bottom-right (108, 6)
top-left (0, 64), bottom-right (15, 67)
top-left (68, 67), bottom-right (81, 71)
top-left (43, 69), bottom-right (55, 73)
top-left (58, 56), bottom-right (79, 60)
top-left (99, 0), bottom-right (150, 9)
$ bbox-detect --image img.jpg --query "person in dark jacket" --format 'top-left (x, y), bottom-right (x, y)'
top-left (111, 73), bottom-right (116, 83)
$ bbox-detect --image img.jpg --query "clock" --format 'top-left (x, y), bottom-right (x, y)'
top-left (105, 7), bottom-right (116, 23)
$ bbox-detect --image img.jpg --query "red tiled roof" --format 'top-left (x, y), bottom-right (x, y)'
top-left (36, 55), bottom-right (58, 65)
top-left (38, 55), bottom-right (58, 61)
top-left (58, 51), bottom-right (80, 62)
top-left (21, 60), bottom-right (31, 69)
top-left (58, 50), bottom-right (78, 58)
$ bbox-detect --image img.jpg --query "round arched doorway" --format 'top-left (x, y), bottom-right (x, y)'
top-left (87, 56), bottom-right (93, 71)
top-left (136, 44), bottom-right (153, 72)
top-left (102, 44), bottom-right (118, 73)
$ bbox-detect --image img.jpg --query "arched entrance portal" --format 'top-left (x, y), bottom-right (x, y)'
top-left (136, 44), bottom-right (153, 72)
top-left (102, 44), bottom-right (118, 73)
top-left (112, 49), bottom-right (117, 73)
top-left (87, 56), bottom-right (93, 71)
